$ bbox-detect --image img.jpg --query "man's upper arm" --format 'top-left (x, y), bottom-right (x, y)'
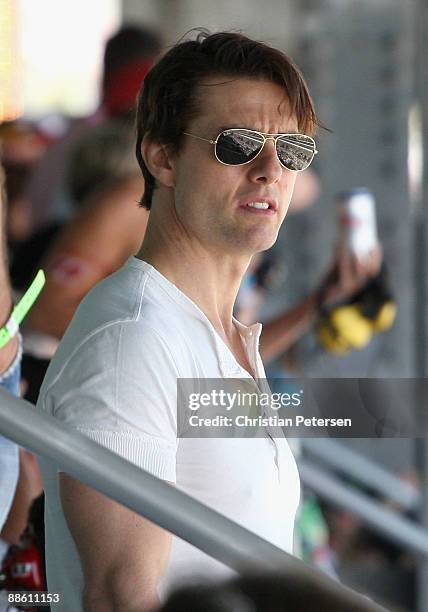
top-left (44, 322), bottom-right (181, 608)
top-left (60, 472), bottom-right (172, 611)
top-left (47, 322), bottom-right (179, 480)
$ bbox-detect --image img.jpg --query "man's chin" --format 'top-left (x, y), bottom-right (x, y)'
top-left (249, 231), bottom-right (278, 253)
top-left (219, 226), bottom-right (278, 255)
top-left (239, 240), bottom-right (276, 259)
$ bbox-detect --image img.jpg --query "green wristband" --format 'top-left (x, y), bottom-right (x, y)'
top-left (0, 270), bottom-right (46, 349)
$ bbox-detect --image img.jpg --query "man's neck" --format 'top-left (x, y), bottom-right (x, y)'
top-left (136, 244), bottom-right (249, 341)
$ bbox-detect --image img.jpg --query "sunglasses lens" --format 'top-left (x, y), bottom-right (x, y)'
top-left (276, 134), bottom-right (316, 171)
top-left (216, 129), bottom-right (264, 165)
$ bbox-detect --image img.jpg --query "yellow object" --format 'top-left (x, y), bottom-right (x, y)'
top-left (317, 324), bottom-right (350, 354)
top-left (317, 305), bottom-right (374, 354)
top-left (329, 306), bottom-right (373, 348)
top-left (372, 301), bottom-right (397, 332)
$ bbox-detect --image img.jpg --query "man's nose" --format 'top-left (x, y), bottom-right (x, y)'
top-left (247, 138), bottom-right (283, 184)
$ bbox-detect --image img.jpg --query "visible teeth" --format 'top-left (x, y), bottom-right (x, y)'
top-left (247, 202), bottom-right (270, 210)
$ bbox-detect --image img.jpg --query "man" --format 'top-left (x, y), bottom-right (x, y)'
top-left (37, 31), bottom-right (319, 611)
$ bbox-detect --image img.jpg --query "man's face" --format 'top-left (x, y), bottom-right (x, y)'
top-left (169, 77), bottom-right (302, 257)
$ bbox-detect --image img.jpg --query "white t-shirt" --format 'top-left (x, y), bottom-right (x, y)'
top-left (37, 257), bottom-right (300, 609)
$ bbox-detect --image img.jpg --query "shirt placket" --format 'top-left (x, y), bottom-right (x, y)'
top-left (245, 329), bottom-right (282, 480)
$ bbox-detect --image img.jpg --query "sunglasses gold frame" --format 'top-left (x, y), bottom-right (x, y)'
top-left (183, 128), bottom-right (318, 171)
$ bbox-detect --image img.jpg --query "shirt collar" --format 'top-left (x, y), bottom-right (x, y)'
top-left (129, 257), bottom-right (263, 377)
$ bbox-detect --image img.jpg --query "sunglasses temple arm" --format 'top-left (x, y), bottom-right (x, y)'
top-left (183, 132), bottom-right (216, 144)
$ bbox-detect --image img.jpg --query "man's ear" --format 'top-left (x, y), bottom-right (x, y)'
top-left (140, 136), bottom-right (176, 188)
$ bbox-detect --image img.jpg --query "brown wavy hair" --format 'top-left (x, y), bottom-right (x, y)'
top-left (135, 29), bottom-right (320, 210)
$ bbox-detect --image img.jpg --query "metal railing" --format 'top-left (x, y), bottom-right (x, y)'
top-left (301, 438), bottom-right (419, 511)
top-left (299, 459), bottom-right (428, 556)
top-left (0, 387), bottom-right (386, 611)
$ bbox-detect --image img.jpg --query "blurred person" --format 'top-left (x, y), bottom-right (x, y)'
top-left (0, 121), bottom-right (49, 248)
top-left (9, 24), bottom-right (161, 294)
top-left (37, 30), bottom-right (321, 611)
top-left (0, 156), bottom-right (45, 610)
top-left (3, 159), bottom-right (34, 246)
top-left (25, 24), bottom-right (162, 233)
top-left (0, 158), bottom-right (21, 545)
top-left (0, 159), bottom-right (43, 591)
top-left (27, 118), bottom-right (146, 338)
top-left (237, 247), bottom-right (382, 365)
top-left (21, 119), bottom-right (147, 401)
top-left (262, 248), bottom-right (382, 364)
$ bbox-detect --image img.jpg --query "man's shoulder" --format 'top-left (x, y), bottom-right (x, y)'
top-left (37, 260), bottom-right (204, 403)
top-left (40, 316), bottom-right (185, 396)
top-left (60, 259), bottom-right (181, 340)
top-left (76, 258), bottom-right (196, 326)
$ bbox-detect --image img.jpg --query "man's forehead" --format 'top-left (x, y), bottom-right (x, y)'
top-left (194, 77), bottom-right (297, 131)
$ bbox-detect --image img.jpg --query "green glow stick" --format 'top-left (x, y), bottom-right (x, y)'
top-left (0, 270), bottom-right (46, 349)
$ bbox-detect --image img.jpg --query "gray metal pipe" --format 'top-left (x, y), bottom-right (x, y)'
top-left (0, 388), bottom-right (386, 611)
top-left (299, 459), bottom-right (428, 556)
top-left (301, 438), bottom-right (419, 511)
top-left (414, 0), bottom-right (428, 607)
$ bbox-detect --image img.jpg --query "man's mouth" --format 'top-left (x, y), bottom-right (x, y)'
top-left (247, 202), bottom-right (270, 210)
top-left (238, 198), bottom-right (278, 215)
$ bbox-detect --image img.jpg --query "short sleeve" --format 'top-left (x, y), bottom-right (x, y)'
top-left (41, 322), bottom-right (179, 482)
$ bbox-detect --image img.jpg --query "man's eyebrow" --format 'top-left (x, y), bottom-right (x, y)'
top-left (214, 125), bottom-right (300, 134)
top-left (216, 124), bottom-right (265, 131)
top-left (213, 124), bottom-right (242, 133)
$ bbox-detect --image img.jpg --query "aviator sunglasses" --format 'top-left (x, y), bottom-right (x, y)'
top-left (183, 128), bottom-right (317, 172)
